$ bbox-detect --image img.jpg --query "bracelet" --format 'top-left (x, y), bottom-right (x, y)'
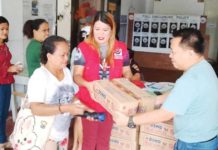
top-left (58, 104), bottom-right (63, 114)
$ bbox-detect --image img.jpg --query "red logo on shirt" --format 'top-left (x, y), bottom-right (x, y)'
top-left (114, 48), bottom-right (123, 59)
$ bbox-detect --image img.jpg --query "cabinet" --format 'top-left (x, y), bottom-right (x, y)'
top-left (134, 52), bottom-right (182, 82)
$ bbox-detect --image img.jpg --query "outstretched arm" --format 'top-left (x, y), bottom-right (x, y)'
top-left (113, 107), bottom-right (175, 127)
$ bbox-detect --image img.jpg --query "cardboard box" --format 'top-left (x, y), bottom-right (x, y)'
top-left (93, 78), bottom-right (155, 115)
top-left (111, 123), bottom-right (139, 141)
top-left (137, 98), bottom-right (156, 113)
top-left (139, 132), bottom-right (176, 150)
top-left (110, 136), bottom-right (139, 150)
top-left (140, 120), bottom-right (175, 140)
top-left (112, 78), bottom-right (156, 113)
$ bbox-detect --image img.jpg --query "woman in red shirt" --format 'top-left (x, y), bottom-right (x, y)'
top-left (0, 16), bottom-right (23, 148)
top-left (73, 11), bottom-right (132, 150)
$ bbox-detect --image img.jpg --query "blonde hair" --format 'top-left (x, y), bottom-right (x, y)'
top-left (85, 11), bottom-right (116, 65)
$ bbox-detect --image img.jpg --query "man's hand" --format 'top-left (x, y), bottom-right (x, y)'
top-left (112, 111), bottom-right (129, 126)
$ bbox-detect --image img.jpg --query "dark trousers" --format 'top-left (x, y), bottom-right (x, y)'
top-left (81, 112), bottom-right (113, 150)
top-left (0, 84), bottom-right (11, 143)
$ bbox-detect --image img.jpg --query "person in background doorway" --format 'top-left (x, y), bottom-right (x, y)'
top-left (113, 28), bottom-right (218, 150)
top-left (23, 18), bottom-right (49, 77)
top-left (70, 25), bottom-right (91, 74)
top-left (0, 16), bottom-right (23, 149)
top-left (128, 49), bottom-right (141, 81)
top-left (73, 11), bottom-right (133, 150)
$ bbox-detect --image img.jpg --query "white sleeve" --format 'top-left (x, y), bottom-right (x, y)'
top-left (27, 68), bottom-right (47, 103)
top-left (64, 68), bottom-right (79, 93)
top-left (70, 47), bottom-right (77, 67)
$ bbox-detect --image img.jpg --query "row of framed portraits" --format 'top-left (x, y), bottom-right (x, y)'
top-left (129, 14), bottom-right (206, 53)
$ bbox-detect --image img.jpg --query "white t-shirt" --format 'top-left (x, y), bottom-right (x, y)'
top-left (27, 66), bottom-right (78, 141)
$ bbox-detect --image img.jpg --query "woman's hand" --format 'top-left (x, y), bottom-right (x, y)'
top-left (65, 102), bottom-right (86, 116)
top-left (7, 64), bottom-right (23, 74)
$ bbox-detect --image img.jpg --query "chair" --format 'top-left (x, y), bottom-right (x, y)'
top-left (10, 75), bottom-right (29, 122)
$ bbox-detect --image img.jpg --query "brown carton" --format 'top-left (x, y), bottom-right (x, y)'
top-left (111, 123), bottom-right (139, 141)
top-left (93, 79), bottom-right (138, 115)
top-left (112, 78), bottom-right (156, 113)
top-left (93, 78), bottom-right (155, 115)
top-left (139, 132), bottom-right (176, 150)
top-left (140, 120), bottom-right (175, 140)
top-left (110, 136), bottom-right (139, 150)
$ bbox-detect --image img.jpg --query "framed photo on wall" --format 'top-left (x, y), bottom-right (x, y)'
top-left (130, 14), bottom-right (202, 54)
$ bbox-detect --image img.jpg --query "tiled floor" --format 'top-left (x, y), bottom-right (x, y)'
top-left (6, 113), bottom-right (74, 150)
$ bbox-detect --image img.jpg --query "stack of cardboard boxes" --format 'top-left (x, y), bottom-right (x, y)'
top-left (110, 124), bottom-right (139, 150)
top-left (93, 78), bottom-right (155, 116)
top-left (92, 78), bottom-right (156, 150)
top-left (139, 120), bottom-right (176, 150)
top-left (92, 78), bottom-right (176, 150)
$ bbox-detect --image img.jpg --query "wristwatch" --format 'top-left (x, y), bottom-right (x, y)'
top-left (127, 116), bottom-right (136, 128)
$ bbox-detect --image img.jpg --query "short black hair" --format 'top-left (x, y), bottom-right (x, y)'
top-left (0, 16), bottom-right (9, 42)
top-left (173, 28), bottom-right (205, 54)
top-left (40, 35), bottom-right (67, 64)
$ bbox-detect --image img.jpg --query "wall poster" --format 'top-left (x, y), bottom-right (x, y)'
top-left (22, 0), bottom-right (56, 68)
top-left (23, 0), bottom-right (56, 34)
top-left (131, 14), bottom-right (201, 53)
